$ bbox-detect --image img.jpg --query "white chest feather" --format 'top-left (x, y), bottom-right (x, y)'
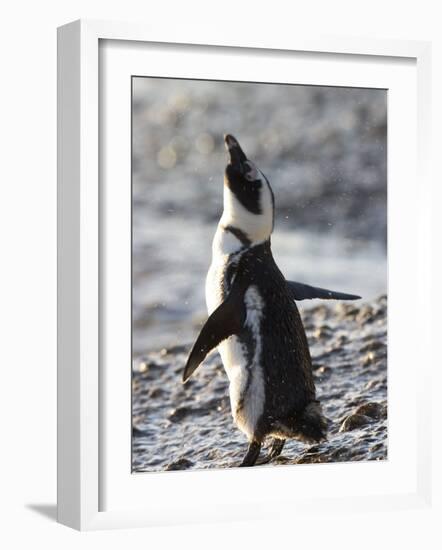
top-left (205, 225), bottom-right (243, 314)
top-left (205, 236), bottom-right (266, 440)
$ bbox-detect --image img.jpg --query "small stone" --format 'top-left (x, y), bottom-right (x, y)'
top-left (315, 365), bottom-right (331, 378)
top-left (165, 457), bottom-right (193, 471)
top-left (314, 325), bottom-right (333, 339)
top-left (148, 387), bottom-right (165, 399)
top-left (362, 352), bottom-right (376, 366)
top-left (339, 413), bottom-right (373, 432)
top-left (135, 358), bottom-right (161, 373)
top-left (354, 402), bottom-right (386, 419)
top-left (360, 340), bottom-right (385, 353)
top-left (168, 407), bottom-right (190, 423)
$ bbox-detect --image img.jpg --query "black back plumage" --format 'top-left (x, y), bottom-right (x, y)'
top-left (222, 239), bottom-right (317, 435)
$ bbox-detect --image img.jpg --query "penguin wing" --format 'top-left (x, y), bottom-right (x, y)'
top-left (286, 280), bottom-right (361, 301)
top-left (183, 274), bottom-right (247, 383)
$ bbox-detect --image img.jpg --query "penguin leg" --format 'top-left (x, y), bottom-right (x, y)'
top-left (258, 438), bottom-right (286, 465)
top-left (239, 440), bottom-right (262, 467)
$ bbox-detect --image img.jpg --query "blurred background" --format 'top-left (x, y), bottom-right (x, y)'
top-left (132, 78), bottom-right (387, 354)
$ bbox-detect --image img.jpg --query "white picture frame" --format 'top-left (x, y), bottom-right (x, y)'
top-left (57, 19), bottom-right (432, 531)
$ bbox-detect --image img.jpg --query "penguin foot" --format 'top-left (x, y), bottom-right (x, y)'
top-left (257, 438), bottom-right (286, 465)
top-left (239, 440), bottom-right (262, 467)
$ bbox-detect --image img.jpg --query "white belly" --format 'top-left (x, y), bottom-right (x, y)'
top-left (205, 255), bottom-right (246, 412)
top-left (205, 256), bottom-right (265, 440)
top-left (205, 259), bottom-right (225, 315)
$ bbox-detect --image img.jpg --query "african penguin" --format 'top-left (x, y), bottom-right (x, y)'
top-left (183, 134), bottom-right (360, 467)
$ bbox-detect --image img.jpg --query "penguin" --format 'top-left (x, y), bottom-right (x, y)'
top-left (183, 134), bottom-right (360, 467)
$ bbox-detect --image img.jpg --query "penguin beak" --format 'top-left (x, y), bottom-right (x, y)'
top-left (224, 134), bottom-right (247, 169)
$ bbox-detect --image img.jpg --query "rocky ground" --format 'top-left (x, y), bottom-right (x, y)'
top-left (132, 295), bottom-right (387, 472)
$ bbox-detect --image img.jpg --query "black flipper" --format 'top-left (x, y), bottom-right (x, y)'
top-left (182, 274), bottom-right (247, 383)
top-left (286, 280), bottom-right (361, 301)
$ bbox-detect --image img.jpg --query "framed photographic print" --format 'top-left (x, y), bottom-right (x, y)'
top-left (57, 19), bottom-right (432, 530)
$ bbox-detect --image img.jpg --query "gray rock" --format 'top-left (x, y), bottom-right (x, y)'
top-left (339, 413), bottom-right (373, 432)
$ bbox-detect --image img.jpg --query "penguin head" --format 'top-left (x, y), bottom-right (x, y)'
top-left (222, 134), bottom-right (275, 244)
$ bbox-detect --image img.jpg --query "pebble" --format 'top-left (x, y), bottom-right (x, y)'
top-left (168, 407), bottom-right (191, 423)
top-left (165, 458), bottom-right (194, 471)
top-left (354, 402), bottom-right (386, 419)
top-left (339, 413), bottom-right (373, 432)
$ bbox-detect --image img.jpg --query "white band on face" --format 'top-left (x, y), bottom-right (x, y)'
top-left (244, 161), bottom-right (260, 182)
top-left (221, 179), bottom-right (274, 244)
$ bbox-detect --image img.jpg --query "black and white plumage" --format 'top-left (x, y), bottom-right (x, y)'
top-left (183, 134), bottom-right (360, 467)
